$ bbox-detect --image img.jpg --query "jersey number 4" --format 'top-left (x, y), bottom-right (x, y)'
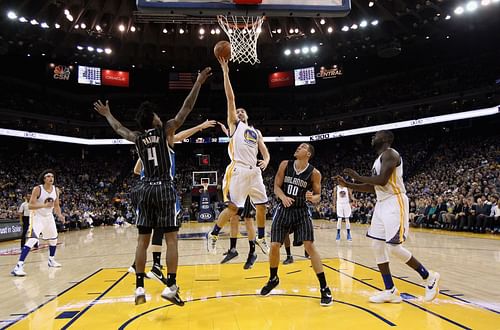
top-left (287, 185), bottom-right (299, 196)
top-left (147, 147), bottom-right (158, 167)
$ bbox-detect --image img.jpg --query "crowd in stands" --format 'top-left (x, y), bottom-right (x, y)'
top-left (1, 125), bottom-right (498, 235)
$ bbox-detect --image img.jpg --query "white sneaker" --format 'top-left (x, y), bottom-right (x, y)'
top-left (255, 237), bottom-right (270, 255)
top-left (161, 284), bottom-right (185, 306)
top-left (128, 265), bottom-right (136, 274)
top-left (369, 287), bottom-right (403, 303)
top-left (135, 287), bottom-right (146, 305)
top-left (206, 232), bottom-right (218, 254)
top-left (48, 259), bottom-right (62, 268)
top-left (424, 271), bottom-right (440, 302)
top-left (11, 264), bottom-right (27, 277)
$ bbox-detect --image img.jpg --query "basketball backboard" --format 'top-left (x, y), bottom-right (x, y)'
top-left (137, 0), bottom-right (351, 17)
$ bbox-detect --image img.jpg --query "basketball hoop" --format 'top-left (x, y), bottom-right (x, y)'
top-left (217, 15), bottom-right (265, 65)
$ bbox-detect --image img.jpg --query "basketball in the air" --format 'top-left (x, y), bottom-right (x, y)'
top-left (214, 41), bottom-right (231, 60)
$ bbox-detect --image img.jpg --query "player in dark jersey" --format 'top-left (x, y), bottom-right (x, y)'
top-left (93, 67), bottom-right (212, 306)
top-left (260, 143), bottom-right (333, 306)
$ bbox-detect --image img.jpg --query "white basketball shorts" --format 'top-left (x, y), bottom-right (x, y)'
top-left (367, 194), bottom-right (409, 244)
top-left (222, 163), bottom-right (268, 208)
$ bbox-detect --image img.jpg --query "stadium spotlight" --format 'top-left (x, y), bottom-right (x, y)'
top-left (104, 48), bottom-right (112, 54)
top-left (466, 1), bottom-right (479, 11)
top-left (7, 11), bottom-right (17, 20)
top-left (351, 23), bottom-right (358, 30)
top-left (118, 24), bottom-right (125, 32)
top-left (96, 48), bottom-right (103, 53)
top-left (371, 20), bottom-right (379, 26)
top-left (80, 22), bottom-right (86, 29)
top-left (368, 1), bottom-right (374, 7)
top-left (96, 25), bottom-right (102, 31)
top-left (41, 22), bottom-right (49, 28)
top-left (130, 26), bottom-right (136, 32)
top-left (360, 20), bottom-right (368, 27)
top-left (311, 45), bottom-right (318, 53)
top-left (294, 48), bottom-right (301, 54)
top-left (310, 28), bottom-right (316, 34)
top-left (341, 25), bottom-right (349, 31)
top-left (30, 19), bottom-right (39, 25)
top-left (327, 26), bottom-right (334, 33)
top-left (162, 28), bottom-right (167, 33)
top-left (199, 27), bottom-right (205, 35)
top-left (445, 15), bottom-right (451, 19)
top-left (284, 49), bottom-right (291, 56)
top-left (454, 6), bottom-right (464, 14)
top-left (18, 17), bottom-right (27, 23)
top-left (320, 18), bottom-right (326, 25)
top-left (481, 0), bottom-right (490, 5)
top-left (302, 47), bottom-right (309, 54)
top-left (87, 46), bottom-right (94, 52)
top-left (76, 45), bottom-right (84, 50)
top-left (55, 23), bottom-right (61, 29)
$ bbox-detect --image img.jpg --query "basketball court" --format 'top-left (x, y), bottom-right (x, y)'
top-left (1, 222), bottom-right (499, 329)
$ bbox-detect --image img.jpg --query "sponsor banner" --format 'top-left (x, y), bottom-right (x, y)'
top-left (102, 69), bottom-right (130, 87)
top-left (51, 64), bottom-right (72, 81)
top-left (317, 65), bottom-right (343, 79)
top-left (268, 71), bottom-right (294, 88)
top-left (0, 220), bottom-right (22, 242)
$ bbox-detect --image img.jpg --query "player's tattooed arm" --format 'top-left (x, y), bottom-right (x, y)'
top-left (93, 100), bottom-right (138, 142)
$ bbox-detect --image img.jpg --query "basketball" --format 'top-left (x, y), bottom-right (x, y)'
top-left (214, 41), bottom-right (231, 61)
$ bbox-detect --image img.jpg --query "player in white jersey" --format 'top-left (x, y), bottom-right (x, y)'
top-left (11, 169), bottom-right (65, 276)
top-left (207, 57), bottom-right (271, 266)
top-left (336, 130), bottom-right (440, 303)
top-left (333, 184), bottom-right (354, 241)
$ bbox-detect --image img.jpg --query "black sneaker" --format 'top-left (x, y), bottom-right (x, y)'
top-left (320, 287), bottom-right (333, 306)
top-left (260, 277), bottom-right (279, 296)
top-left (283, 256), bottom-right (294, 265)
top-left (221, 249), bottom-right (238, 264)
top-left (304, 251), bottom-right (310, 258)
top-left (147, 264), bottom-right (168, 285)
top-left (243, 253), bottom-right (257, 269)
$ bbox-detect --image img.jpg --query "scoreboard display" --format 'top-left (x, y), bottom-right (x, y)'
top-left (78, 66), bottom-right (101, 85)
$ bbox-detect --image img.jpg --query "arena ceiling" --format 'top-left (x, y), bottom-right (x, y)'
top-left (0, 0), bottom-right (498, 70)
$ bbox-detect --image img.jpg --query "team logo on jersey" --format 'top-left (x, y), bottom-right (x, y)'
top-left (340, 191), bottom-right (347, 197)
top-left (243, 129), bottom-right (258, 145)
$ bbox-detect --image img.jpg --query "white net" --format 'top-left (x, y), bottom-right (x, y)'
top-left (217, 15), bottom-right (265, 65)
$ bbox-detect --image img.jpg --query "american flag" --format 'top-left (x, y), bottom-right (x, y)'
top-left (168, 72), bottom-right (195, 90)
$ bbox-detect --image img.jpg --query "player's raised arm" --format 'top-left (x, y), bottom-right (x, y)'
top-left (93, 100), bottom-right (138, 143)
top-left (165, 67), bottom-right (212, 138)
top-left (218, 58), bottom-right (238, 134)
top-left (173, 120), bottom-right (217, 142)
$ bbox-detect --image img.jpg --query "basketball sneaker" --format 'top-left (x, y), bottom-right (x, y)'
top-left (206, 232), bottom-right (218, 253)
top-left (255, 237), bottom-right (270, 254)
top-left (424, 271), bottom-right (440, 302)
top-left (369, 287), bottom-right (403, 303)
top-left (147, 264), bottom-right (168, 285)
top-left (320, 287), bottom-right (333, 306)
top-left (336, 232), bottom-right (341, 241)
top-left (283, 256), bottom-right (294, 265)
top-left (11, 264), bottom-right (26, 277)
top-left (135, 287), bottom-right (146, 305)
top-left (161, 284), bottom-right (185, 306)
top-left (221, 249), bottom-right (239, 264)
top-left (48, 258), bottom-right (62, 268)
top-left (243, 253), bottom-right (257, 269)
top-left (128, 264), bottom-right (136, 274)
top-left (260, 277), bottom-right (279, 296)
top-left (347, 233), bottom-right (352, 241)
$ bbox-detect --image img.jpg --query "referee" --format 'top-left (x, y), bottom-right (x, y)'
top-left (18, 193), bottom-right (31, 248)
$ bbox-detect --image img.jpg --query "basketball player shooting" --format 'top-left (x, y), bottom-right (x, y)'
top-left (93, 67), bottom-right (212, 306)
top-left (206, 58), bottom-right (270, 256)
top-left (335, 130), bottom-right (440, 303)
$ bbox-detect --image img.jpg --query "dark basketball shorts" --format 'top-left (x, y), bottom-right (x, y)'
top-left (131, 180), bottom-right (180, 229)
top-left (271, 206), bottom-right (314, 245)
